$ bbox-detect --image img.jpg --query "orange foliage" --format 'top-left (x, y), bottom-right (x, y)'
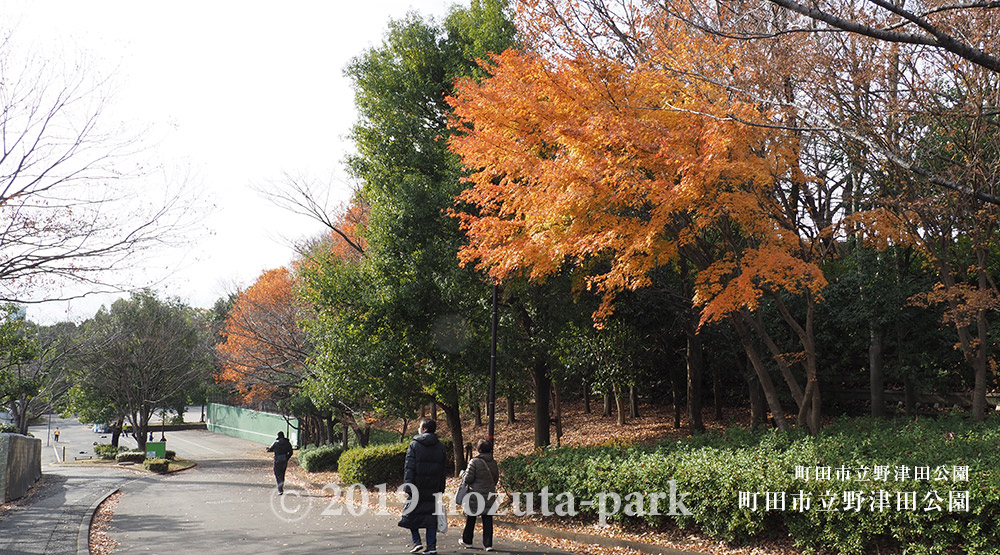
top-left (447, 36), bottom-right (824, 323)
top-left (216, 267), bottom-right (307, 404)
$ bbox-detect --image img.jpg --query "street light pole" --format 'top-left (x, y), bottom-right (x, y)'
top-left (488, 283), bottom-right (498, 443)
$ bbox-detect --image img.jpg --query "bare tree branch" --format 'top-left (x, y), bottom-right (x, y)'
top-left (764, 0), bottom-right (1000, 73)
top-left (254, 173), bottom-right (366, 255)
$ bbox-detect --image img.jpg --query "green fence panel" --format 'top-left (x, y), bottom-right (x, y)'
top-left (206, 404), bottom-right (299, 447)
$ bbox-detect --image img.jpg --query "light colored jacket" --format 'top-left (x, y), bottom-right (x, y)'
top-left (463, 453), bottom-right (499, 495)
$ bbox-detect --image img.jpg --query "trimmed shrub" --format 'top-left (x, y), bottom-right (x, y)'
top-left (0, 423), bottom-right (18, 434)
top-left (164, 450), bottom-right (176, 461)
top-left (338, 443), bottom-right (408, 486)
top-left (500, 417), bottom-right (1000, 554)
top-left (94, 444), bottom-right (125, 460)
top-left (144, 458), bottom-right (169, 472)
top-left (299, 444), bottom-right (343, 473)
top-left (116, 451), bottom-right (146, 464)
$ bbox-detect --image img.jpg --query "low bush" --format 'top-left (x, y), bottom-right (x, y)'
top-left (94, 444), bottom-right (125, 460)
top-left (165, 450), bottom-right (176, 460)
top-left (338, 436), bottom-right (456, 486)
top-left (299, 444), bottom-right (343, 473)
top-left (500, 416), bottom-right (1000, 554)
top-left (144, 458), bottom-right (169, 472)
top-left (0, 423), bottom-right (20, 434)
top-left (116, 451), bottom-right (146, 464)
top-left (338, 443), bottom-right (408, 486)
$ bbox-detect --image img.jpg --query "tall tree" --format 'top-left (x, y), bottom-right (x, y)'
top-left (76, 291), bottom-right (211, 451)
top-left (0, 29), bottom-right (196, 303)
top-left (314, 0), bottom-right (518, 470)
top-left (216, 267), bottom-right (310, 405)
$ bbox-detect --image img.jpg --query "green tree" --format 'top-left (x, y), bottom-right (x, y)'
top-left (75, 291), bottom-right (211, 451)
top-left (305, 0), bottom-right (518, 472)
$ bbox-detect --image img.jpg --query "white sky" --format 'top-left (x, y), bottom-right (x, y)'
top-left (6, 0), bottom-right (460, 324)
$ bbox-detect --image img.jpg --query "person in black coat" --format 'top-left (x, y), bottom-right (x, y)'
top-left (398, 418), bottom-right (447, 554)
top-left (266, 431), bottom-right (294, 494)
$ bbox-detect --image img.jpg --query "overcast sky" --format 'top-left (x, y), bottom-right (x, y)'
top-left (6, 0), bottom-right (459, 323)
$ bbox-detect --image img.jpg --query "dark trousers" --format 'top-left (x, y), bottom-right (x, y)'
top-left (410, 527), bottom-right (437, 549)
top-left (462, 514), bottom-right (493, 548)
top-left (273, 459), bottom-right (288, 490)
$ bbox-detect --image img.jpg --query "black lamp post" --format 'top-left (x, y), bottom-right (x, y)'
top-left (488, 283), bottom-right (498, 442)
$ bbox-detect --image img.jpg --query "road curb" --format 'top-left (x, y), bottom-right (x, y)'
top-left (292, 469), bottom-right (701, 555)
top-left (78, 487), bottom-right (119, 555)
top-left (492, 519), bottom-right (702, 555)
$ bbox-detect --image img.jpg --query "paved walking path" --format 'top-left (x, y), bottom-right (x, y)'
top-left (111, 430), bottom-right (570, 554)
top-left (2, 418), bottom-right (570, 554)
top-left (0, 416), bottom-right (132, 554)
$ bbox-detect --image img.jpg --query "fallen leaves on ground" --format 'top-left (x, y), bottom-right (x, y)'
top-left (297, 401), bottom-right (804, 555)
top-left (89, 491), bottom-right (122, 555)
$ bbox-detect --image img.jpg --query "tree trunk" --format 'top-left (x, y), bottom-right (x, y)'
top-left (533, 359), bottom-right (551, 448)
top-left (904, 378), bottom-right (916, 416)
top-left (506, 397), bottom-right (515, 424)
top-left (342, 412), bottom-right (371, 447)
top-left (973, 256), bottom-right (991, 421)
top-left (583, 382), bottom-right (591, 414)
top-left (733, 315), bottom-right (789, 431)
top-left (668, 359), bottom-right (681, 428)
top-left (742, 361), bottom-right (767, 429)
top-left (326, 414), bottom-right (336, 445)
top-left (552, 383), bottom-right (563, 446)
top-left (341, 417), bottom-right (350, 449)
top-left (613, 383), bottom-right (626, 426)
top-left (629, 385), bottom-right (639, 419)
top-left (430, 401), bottom-right (437, 422)
top-left (13, 397), bottom-right (31, 436)
top-left (869, 323), bottom-right (886, 418)
top-left (711, 355), bottom-right (722, 421)
top-left (473, 397), bottom-right (483, 428)
top-left (399, 418), bottom-right (409, 443)
top-left (440, 397), bottom-right (466, 476)
top-left (681, 259), bottom-right (705, 433)
top-left (356, 425), bottom-right (371, 447)
top-left (686, 315), bottom-right (705, 433)
top-left (110, 416), bottom-right (125, 448)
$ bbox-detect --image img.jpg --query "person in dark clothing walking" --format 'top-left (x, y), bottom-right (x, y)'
top-left (458, 438), bottom-right (499, 551)
top-left (266, 431), bottom-right (294, 494)
top-left (398, 418), bottom-right (447, 554)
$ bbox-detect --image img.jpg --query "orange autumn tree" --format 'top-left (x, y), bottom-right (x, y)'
top-left (216, 267), bottom-right (309, 405)
top-left (447, 7), bottom-right (847, 431)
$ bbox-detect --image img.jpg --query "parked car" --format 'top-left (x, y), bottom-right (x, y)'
top-left (93, 422), bottom-right (111, 433)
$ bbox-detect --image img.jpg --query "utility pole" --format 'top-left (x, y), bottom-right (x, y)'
top-left (488, 283), bottom-right (498, 442)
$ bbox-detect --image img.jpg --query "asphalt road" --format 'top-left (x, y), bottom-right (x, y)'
top-left (3, 416), bottom-right (571, 554)
top-left (109, 429), bottom-right (571, 554)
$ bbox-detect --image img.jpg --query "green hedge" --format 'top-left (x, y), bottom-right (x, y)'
top-left (144, 458), bottom-right (169, 472)
top-left (339, 443), bottom-right (409, 486)
top-left (116, 451), bottom-right (146, 464)
top-left (94, 444), bottom-right (125, 460)
top-left (299, 444), bottom-right (344, 472)
top-left (338, 436), bottom-right (456, 486)
top-left (501, 417), bottom-right (1000, 554)
top-left (165, 450), bottom-right (176, 461)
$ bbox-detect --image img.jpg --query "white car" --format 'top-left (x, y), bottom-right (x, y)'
top-left (93, 422), bottom-right (111, 433)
